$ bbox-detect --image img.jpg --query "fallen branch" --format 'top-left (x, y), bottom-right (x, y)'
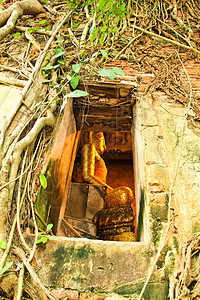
top-left (62, 218), bottom-right (83, 238)
top-left (0, 64), bottom-right (29, 79)
top-left (25, 30), bottom-right (41, 51)
top-left (0, 76), bottom-right (27, 87)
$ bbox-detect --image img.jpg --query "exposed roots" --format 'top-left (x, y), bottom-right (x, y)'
top-left (0, 0), bottom-right (44, 41)
top-left (171, 232), bottom-right (200, 299)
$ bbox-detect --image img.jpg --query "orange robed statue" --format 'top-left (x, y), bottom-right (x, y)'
top-left (81, 131), bottom-right (134, 209)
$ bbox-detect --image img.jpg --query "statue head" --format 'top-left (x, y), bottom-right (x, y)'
top-left (93, 132), bottom-right (106, 155)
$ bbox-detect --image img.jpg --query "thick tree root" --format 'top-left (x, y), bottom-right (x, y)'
top-left (0, 0), bottom-right (44, 41)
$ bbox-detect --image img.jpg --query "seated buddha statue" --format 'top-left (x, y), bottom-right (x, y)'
top-left (81, 131), bottom-right (134, 209)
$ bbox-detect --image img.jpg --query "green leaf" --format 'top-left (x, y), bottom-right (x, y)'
top-left (36, 238), bottom-right (42, 244)
top-left (98, 68), bottom-right (116, 81)
top-left (0, 241), bottom-right (7, 250)
top-left (52, 51), bottom-right (65, 59)
top-left (55, 46), bottom-right (63, 54)
top-left (13, 32), bottom-right (21, 38)
top-left (89, 24), bottom-right (96, 34)
top-left (90, 27), bottom-right (98, 43)
top-left (45, 25), bottom-right (52, 31)
top-left (120, 2), bottom-right (126, 11)
top-left (72, 64), bottom-right (81, 73)
top-left (100, 49), bottom-right (107, 57)
top-left (97, 0), bottom-right (108, 10)
top-left (42, 72), bottom-right (48, 78)
top-left (113, 67), bottom-right (125, 76)
top-left (107, 69), bottom-right (116, 81)
top-left (0, 261), bottom-right (13, 275)
top-left (27, 28), bottom-right (33, 33)
top-left (39, 19), bottom-right (47, 25)
top-left (60, 89), bottom-right (89, 112)
top-left (34, 26), bottom-right (40, 31)
top-left (57, 59), bottom-right (65, 64)
top-left (65, 90), bottom-right (89, 99)
top-left (46, 223), bottom-right (53, 232)
top-left (39, 174), bottom-right (47, 189)
top-left (70, 76), bottom-right (79, 90)
top-left (42, 65), bottom-right (54, 70)
top-left (100, 33), bottom-right (106, 46)
top-left (41, 236), bottom-right (48, 243)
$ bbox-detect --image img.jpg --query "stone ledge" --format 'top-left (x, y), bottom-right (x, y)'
top-left (28, 236), bottom-right (153, 293)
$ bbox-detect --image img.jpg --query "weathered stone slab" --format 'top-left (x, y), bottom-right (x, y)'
top-left (32, 237), bottom-right (152, 293)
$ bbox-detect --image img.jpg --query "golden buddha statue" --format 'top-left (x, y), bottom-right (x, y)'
top-left (82, 131), bottom-right (136, 241)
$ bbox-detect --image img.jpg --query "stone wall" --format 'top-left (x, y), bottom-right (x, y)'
top-left (135, 85), bottom-right (200, 247)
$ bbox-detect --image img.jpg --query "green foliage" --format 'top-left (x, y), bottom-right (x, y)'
top-left (39, 19), bottom-right (47, 25)
top-left (45, 25), bottom-right (52, 31)
top-left (52, 46), bottom-right (65, 59)
top-left (72, 63), bottom-right (81, 73)
top-left (100, 49), bottom-right (107, 57)
top-left (61, 89), bottom-right (89, 112)
top-left (34, 26), bottom-right (40, 31)
top-left (68, 0), bottom-right (127, 45)
top-left (27, 28), bottom-right (33, 33)
top-left (55, 39), bottom-right (64, 43)
top-left (36, 223), bottom-right (57, 244)
top-left (39, 174), bottom-right (47, 189)
top-left (0, 240), bottom-right (7, 250)
top-left (97, 67), bottom-right (125, 81)
top-left (0, 261), bottom-right (13, 275)
top-left (65, 90), bottom-right (89, 98)
top-left (68, 74), bottom-right (79, 90)
top-left (13, 32), bottom-right (21, 38)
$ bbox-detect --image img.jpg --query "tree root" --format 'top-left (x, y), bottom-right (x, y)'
top-left (14, 247), bottom-right (56, 300)
top-left (0, 0), bottom-right (44, 41)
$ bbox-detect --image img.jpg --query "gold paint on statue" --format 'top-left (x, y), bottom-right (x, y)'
top-left (82, 131), bottom-right (134, 207)
top-left (82, 131), bottom-right (136, 242)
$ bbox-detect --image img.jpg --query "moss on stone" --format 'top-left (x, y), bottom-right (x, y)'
top-left (192, 221), bottom-right (200, 233)
top-left (72, 273), bottom-right (87, 283)
top-left (73, 245), bottom-right (95, 260)
top-left (173, 235), bottom-right (179, 254)
top-left (113, 280), bottom-right (169, 300)
top-left (50, 245), bottom-right (95, 285)
top-left (151, 218), bottom-right (162, 247)
top-left (156, 245), bottom-right (171, 269)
